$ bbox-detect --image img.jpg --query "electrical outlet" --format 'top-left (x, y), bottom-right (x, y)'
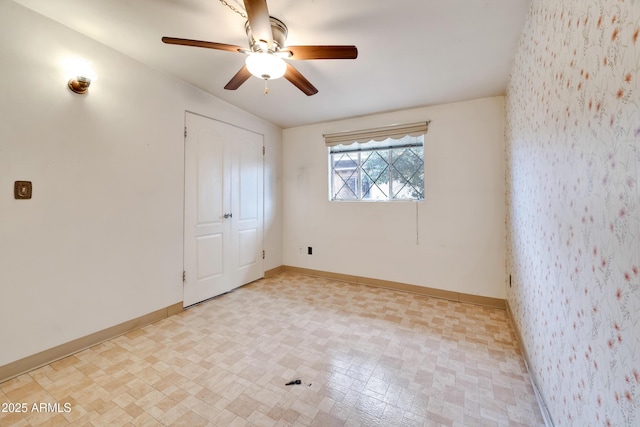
top-left (307, 247), bottom-right (312, 255)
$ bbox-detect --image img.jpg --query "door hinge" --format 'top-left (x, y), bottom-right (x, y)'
top-left (184, 127), bottom-right (187, 138)
top-left (262, 250), bottom-right (265, 259)
top-left (182, 270), bottom-right (186, 282)
top-left (262, 146), bottom-right (265, 155)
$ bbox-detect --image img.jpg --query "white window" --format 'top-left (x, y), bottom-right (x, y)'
top-left (329, 135), bottom-right (424, 201)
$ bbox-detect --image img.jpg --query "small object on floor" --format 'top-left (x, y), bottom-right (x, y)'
top-left (285, 378), bottom-right (312, 387)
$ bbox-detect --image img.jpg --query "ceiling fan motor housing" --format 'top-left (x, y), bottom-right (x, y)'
top-left (245, 17), bottom-right (288, 52)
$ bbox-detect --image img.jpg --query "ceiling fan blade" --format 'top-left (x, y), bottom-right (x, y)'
top-left (243, 0), bottom-right (273, 48)
top-left (162, 37), bottom-right (244, 53)
top-left (283, 45), bottom-right (358, 60)
top-left (284, 63), bottom-right (318, 96)
top-left (224, 65), bottom-right (252, 90)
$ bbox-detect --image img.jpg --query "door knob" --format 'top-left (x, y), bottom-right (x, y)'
top-left (224, 213), bottom-right (233, 219)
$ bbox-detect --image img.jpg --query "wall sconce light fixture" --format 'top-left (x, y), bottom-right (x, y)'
top-left (68, 75), bottom-right (92, 94)
top-left (66, 59), bottom-right (96, 95)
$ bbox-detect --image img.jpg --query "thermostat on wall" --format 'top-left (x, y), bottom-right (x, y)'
top-left (14, 181), bottom-right (32, 199)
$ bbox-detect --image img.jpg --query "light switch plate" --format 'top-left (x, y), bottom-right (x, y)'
top-left (14, 181), bottom-right (32, 199)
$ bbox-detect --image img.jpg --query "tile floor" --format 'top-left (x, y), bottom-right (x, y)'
top-left (0, 272), bottom-right (544, 426)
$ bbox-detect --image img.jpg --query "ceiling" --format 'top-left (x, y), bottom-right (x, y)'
top-left (13, 0), bottom-right (531, 128)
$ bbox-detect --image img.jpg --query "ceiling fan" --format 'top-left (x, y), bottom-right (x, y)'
top-left (162, 0), bottom-right (358, 96)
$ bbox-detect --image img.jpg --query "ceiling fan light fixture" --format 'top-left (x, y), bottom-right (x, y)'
top-left (245, 52), bottom-right (286, 80)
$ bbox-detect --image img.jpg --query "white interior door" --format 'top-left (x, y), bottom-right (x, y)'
top-left (230, 131), bottom-right (264, 287)
top-left (183, 112), bottom-right (263, 307)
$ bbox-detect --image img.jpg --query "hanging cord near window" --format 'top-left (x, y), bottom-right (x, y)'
top-left (415, 201), bottom-right (419, 246)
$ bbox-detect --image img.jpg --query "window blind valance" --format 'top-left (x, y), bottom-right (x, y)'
top-left (323, 121), bottom-right (430, 147)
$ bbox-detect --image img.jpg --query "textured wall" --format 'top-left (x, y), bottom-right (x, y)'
top-left (506, 0), bottom-right (640, 425)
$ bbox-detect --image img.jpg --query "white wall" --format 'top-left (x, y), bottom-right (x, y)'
top-left (283, 97), bottom-right (506, 298)
top-left (0, 1), bottom-right (282, 366)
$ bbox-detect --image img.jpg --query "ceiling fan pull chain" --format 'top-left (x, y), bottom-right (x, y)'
top-left (219, 0), bottom-right (247, 18)
top-left (264, 79), bottom-right (270, 95)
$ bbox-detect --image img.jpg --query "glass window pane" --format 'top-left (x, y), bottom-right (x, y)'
top-left (391, 147), bottom-right (424, 199)
top-left (361, 150), bottom-right (389, 200)
top-left (331, 153), bottom-right (358, 200)
top-left (330, 137), bottom-right (423, 201)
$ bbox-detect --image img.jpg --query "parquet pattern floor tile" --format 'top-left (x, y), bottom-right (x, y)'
top-left (0, 272), bottom-right (544, 426)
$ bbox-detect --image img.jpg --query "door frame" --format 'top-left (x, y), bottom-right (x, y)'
top-left (182, 111), bottom-right (265, 307)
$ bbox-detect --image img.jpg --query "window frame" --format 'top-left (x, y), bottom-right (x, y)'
top-left (328, 135), bottom-right (425, 202)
